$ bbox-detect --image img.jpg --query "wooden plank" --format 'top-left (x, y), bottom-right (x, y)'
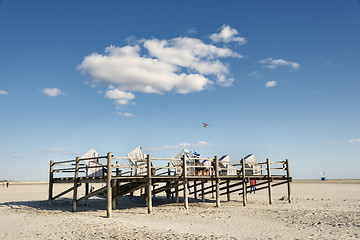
top-left (286, 159), bottom-right (292, 203)
top-left (267, 159), bottom-right (272, 205)
top-left (48, 160), bottom-right (54, 206)
top-left (72, 157), bottom-right (80, 212)
top-left (183, 155), bottom-right (188, 209)
top-left (106, 152), bottom-right (112, 218)
top-left (201, 180), bottom-right (205, 202)
top-left (226, 179), bottom-right (230, 201)
top-left (146, 154), bottom-right (152, 214)
top-left (53, 183), bottom-right (82, 200)
top-left (115, 182), bottom-right (147, 198)
top-left (85, 183), bottom-right (89, 206)
top-left (215, 156), bottom-right (220, 207)
top-left (241, 158), bottom-right (246, 206)
top-left (76, 185), bottom-right (107, 203)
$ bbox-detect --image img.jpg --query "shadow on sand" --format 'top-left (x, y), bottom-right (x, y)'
top-left (0, 195), bottom-right (217, 213)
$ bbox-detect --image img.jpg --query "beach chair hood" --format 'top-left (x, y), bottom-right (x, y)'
top-left (81, 149), bottom-right (102, 177)
top-left (127, 146), bottom-right (147, 176)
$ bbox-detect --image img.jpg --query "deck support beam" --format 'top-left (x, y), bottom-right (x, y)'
top-left (201, 181), bottom-right (205, 202)
top-left (183, 155), bottom-right (188, 209)
top-left (215, 156), bottom-right (220, 207)
top-left (106, 152), bottom-right (112, 218)
top-left (146, 154), bottom-right (152, 214)
top-left (241, 158), bottom-right (246, 206)
top-left (72, 157), bottom-right (80, 212)
top-left (48, 160), bottom-right (54, 206)
top-left (266, 158), bottom-right (272, 205)
top-left (286, 159), bottom-right (292, 203)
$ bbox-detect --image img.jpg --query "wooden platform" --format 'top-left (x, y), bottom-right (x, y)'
top-left (49, 153), bottom-right (292, 217)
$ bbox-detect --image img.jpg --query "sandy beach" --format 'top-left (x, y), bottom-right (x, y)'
top-left (0, 180), bottom-right (359, 239)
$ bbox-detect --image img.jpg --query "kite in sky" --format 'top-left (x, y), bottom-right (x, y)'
top-left (202, 122), bottom-right (209, 127)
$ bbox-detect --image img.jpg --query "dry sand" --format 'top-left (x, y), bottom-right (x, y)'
top-left (0, 180), bottom-right (359, 239)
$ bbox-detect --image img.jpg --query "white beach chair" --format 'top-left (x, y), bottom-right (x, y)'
top-left (218, 155), bottom-right (237, 175)
top-left (127, 146), bottom-right (147, 176)
top-left (81, 149), bottom-right (103, 177)
top-left (243, 154), bottom-right (261, 175)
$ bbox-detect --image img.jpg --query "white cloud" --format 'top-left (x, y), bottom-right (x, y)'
top-left (0, 90), bottom-right (8, 95)
top-left (265, 81), bottom-right (277, 88)
top-left (42, 88), bottom-right (64, 97)
top-left (348, 138), bottom-right (360, 143)
top-left (44, 148), bottom-right (83, 155)
top-left (146, 141), bottom-right (213, 151)
top-left (265, 144), bottom-right (273, 148)
top-left (187, 27), bottom-right (198, 34)
top-left (46, 148), bottom-right (64, 153)
top-left (78, 31), bottom-right (242, 106)
top-left (104, 88), bottom-right (135, 106)
top-left (248, 71), bottom-right (261, 79)
top-left (210, 25), bottom-right (247, 44)
top-left (118, 112), bottom-right (135, 117)
top-left (4, 151), bottom-right (14, 154)
top-left (260, 58), bottom-right (300, 70)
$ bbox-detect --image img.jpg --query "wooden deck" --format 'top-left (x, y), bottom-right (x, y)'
top-left (49, 153), bottom-right (292, 217)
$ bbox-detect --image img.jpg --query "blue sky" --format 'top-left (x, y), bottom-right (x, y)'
top-left (1, 0), bottom-right (359, 180)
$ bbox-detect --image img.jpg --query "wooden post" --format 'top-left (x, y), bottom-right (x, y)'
top-left (266, 158), bottom-right (272, 205)
top-left (166, 162), bottom-right (171, 199)
top-left (215, 156), bottom-right (220, 207)
top-left (211, 164), bottom-right (215, 199)
top-left (183, 155), bottom-right (188, 209)
top-left (106, 152), bottom-right (112, 218)
top-left (146, 154), bottom-right (152, 214)
top-left (194, 181), bottom-right (197, 199)
top-left (241, 158), bottom-right (246, 206)
top-left (48, 160), bottom-right (54, 206)
top-left (175, 184), bottom-right (179, 203)
top-left (115, 161), bottom-right (120, 206)
top-left (72, 157), bottom-right (80, 212)
top-left (201, 181), bottom-right (205, 202)
top-left (85, 183), bottom-right (89, 206)
top-left (226, 179), bottom-right (230, 201)
top-left (286, 159), bottom-right (292, 203)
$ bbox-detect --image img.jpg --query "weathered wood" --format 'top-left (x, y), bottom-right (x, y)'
top-left (146, 154), bottom-right (152, 214)
top-left (226, 179), bottom-right (230, 201)
top-left (106, 152), bottom-right (112, 218)
top-left (201, 181), bottom-right (205, 202)
top-left (115, 161), bottom-right (120, 206)
top-left (266, 158), bottom-right (272, 204)
top-left (148, 181), bottom-right (182, 196)
top-left (286, 159), bottom-right (292, 203)
top-left (50, 154), bottom-right (292, 214)
top-left (72, 157), bottom-right (80, 212)
top-left (85, 182), bottom-right (89, 206)
top-left (77, 185), bottom-right (107, 203)
top-left (194, 180), bottom-right (197, 199)
top-left (177, 181), bottom-right (209, 193)
top-left (215, 156), bottom-right (220, 207)
top-left (211, 178), bottom-right (215, 199)
top-left (241, 158), bottom-right (246, 206)
top-left (166, 162), bottom-right (171, 199)
top-left (271, 180), bottom-right (288, 187)
top-left (53, 183), bottom-right (81, 200)
top-left (175, 182), bottom-right (179, 203)
top-left (183, 155), bottom-right (188, 209)
top-left (221, 186), bottom-right (243, 196)
top-left (115, 182), bottom-right (147, 199)
top-left (196, 180), bottom-right (227, 195)
top-left (48, 160), bottom-right (54, 206)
